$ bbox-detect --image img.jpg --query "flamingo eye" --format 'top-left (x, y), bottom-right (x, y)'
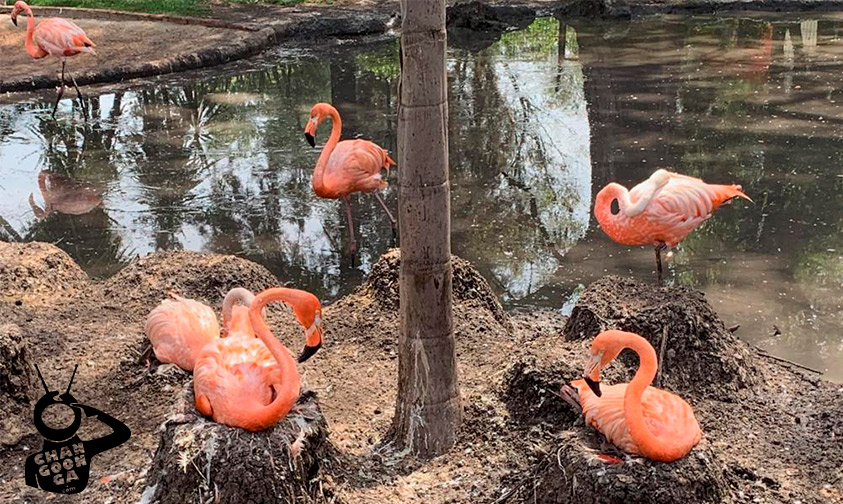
top-left (610, 199), bottom-right (620, 215)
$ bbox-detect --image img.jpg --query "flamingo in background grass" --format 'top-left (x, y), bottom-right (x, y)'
top-left (304, 102), bottom-right (397, 260)
top-left (193, 287), bottom-right (323, 431)
top-left (594, 169), bottom-right (751, 284)
top-left (9, 1), bottom-right (95, 118)
top-left (561, 330), bottom-right (702, 463)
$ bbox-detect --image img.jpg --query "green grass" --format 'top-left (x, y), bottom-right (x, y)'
top-left (25, 0), bottom-right (210, 16)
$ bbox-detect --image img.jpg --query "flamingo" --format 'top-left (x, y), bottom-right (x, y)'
top-left (193, 287), bottom-right (323, 431)
top-left (594, 169), bottom-right (750, 284)
top-left (144, 292), bottom-right (220, 372)
top-left (9, 1), bottom-right (96, 118)
top-left (561, 330), bottom-right (702, 463)
top-left (304, 102), bottom-right (397, 258)
top-left (29, 171), bottom-right (102, 219)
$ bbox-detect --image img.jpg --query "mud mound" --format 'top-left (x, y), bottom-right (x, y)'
top-left (0, 324), bottom-right (35, 446)
top-left (502, 357), bottom-right (579, 427)
top-left (516, 430), bottom-right (728, 504)
top-left (364, 249), bottom-right (506, 323)
top-left (100, 251), bottom-right (279, 312)
top-left (143, 386), bottom-right (335, 504)
top-left (563, 276), bottom-right (757, 396)
top-left (0, 242), bottom-right (89, 305)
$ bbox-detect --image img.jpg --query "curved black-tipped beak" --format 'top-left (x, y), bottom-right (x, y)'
top-left (584, 376), bottom-right (602, 397)
top-left (304, 132), bottom-right (315, 148)
top-left (11, 17), bottom-right (17, 26)
top-left (298, 342), bottom-right (321, 363)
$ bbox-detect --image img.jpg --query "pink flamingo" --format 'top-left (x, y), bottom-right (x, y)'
top-left (193, 287), bottom-right (323, 431)
top-left (304, 102), bottom-right (396, 258)
top-left (144, 292), bottom-right (220, 372)
top-left (9, 1), bottom-right (95, 118)
top-left (562, 330), bottom-right (702, 463)
top-left (594, 169), bottom-right (750, 284)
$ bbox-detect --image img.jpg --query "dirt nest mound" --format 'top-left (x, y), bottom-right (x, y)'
top-left (143, 386), bottom-right (335, 504)
top-left (563, 276), bottom-right (757, 396)
top-left (101, 251), bottom-right (280, 312)
top-left (515, 430), bottom-right (728, 504)
top-left (0, 242), bottom-right (89, 306)
top-left (363, 248), bottom-right (506, 323)
top-left (0, 324), bottom-right (35, 446)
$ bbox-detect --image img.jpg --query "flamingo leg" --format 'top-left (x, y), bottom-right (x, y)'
top-left (655, 242), bottom-right (667, 285)
top-left (342, 195), bottom-right (358, 260)
top-left (67, 69), bottom-right (88, 121)
top-left (373, 191), bottom-right (397, 242)
top-left (52, 61), bottom-right (66, 118)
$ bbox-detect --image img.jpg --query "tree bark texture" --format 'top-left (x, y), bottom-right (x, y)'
top-left (390, 0), bottom-right (462, 458)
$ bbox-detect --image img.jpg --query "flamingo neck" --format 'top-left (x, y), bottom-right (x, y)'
top-left (221, 288), bottom-right (255, 337)
top-left (312, 107), bottom-right (342, 197)
top-left (247, 288), bottom-right (302, 428)
top-left (621, 333), bottom-right (683, 461)
top-left (23, 8), bottom-right (41, 59)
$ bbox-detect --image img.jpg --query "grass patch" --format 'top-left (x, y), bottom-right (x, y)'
top-left (24, 0), bottom-right (210, 16)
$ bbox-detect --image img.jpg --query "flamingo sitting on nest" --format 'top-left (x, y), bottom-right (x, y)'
top-left (304, 102), bottom-right (397, 259)
top-left (9, 1), bottom-right (96, 118)
top-left (193, 287), bottom-right (323, 431)
top-left (594, 169), bottom-right (750, 284)
top-left (561, 330), bottom-right (702, 463)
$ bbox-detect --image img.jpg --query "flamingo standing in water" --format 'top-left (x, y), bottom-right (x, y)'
top-left (304, 103), bottom-right (396, 259)
top-left (9, 1), bottom-right (95, 118)
top-left (193, 287), bottom-right (323, 431)
top-left (594, 169), bottom-right (750, 284)
top-left (561, 330), bottom-right (702, 462)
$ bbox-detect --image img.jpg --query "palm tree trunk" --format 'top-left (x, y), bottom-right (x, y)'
top-left (390, 0), bottom-right (461, 458)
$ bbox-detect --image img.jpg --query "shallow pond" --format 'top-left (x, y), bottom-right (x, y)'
top-left (1, 13), bottom-right (842, 380)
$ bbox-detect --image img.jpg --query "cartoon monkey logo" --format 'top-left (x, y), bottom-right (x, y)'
top-left (24, 365), bottom-right (130, 494)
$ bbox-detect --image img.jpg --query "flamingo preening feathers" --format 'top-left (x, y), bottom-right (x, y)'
top-left (594, 169), bottom-right (751, 283)
top-left (9, 1), bottom-right (95, 118)
top-left (563, 330), bottom-right (702, 463)
top-left (304, 102), bottom-right (397, 259)
top-left (193, 288), bottom-right (323, 431)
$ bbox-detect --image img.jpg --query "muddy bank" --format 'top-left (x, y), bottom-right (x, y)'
top-left (0, 242), bottom-right (840, 504)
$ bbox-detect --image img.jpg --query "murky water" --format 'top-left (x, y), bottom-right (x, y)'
top-left (1, 14), bottom-right (842, 380)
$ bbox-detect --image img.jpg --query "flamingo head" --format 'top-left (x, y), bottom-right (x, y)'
top-left (593, 182), bottom-right (630, 244)
top-left (282, 288), bottom-right (324, 363)
top-left (583, 330), bottom-right (627, 397)
top-left (304, 102), bottom-right (335, 148)
top-left (10, 1), bottom-right (31, 26)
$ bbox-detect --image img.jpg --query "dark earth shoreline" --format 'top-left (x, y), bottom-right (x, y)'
top-left (0, 242), bottom-right (840, 503)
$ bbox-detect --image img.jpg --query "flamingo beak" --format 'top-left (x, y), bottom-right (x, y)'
top-left (304, 118), bottom-right (317, 148)
top-left (584, 376), bottom-right (602, 397)
top-left (11, 16), bottom-right (17, 26)
top-left (583, 354), bottom-right (602, 397)
top-left (298, 317), bottom-right (323, 363)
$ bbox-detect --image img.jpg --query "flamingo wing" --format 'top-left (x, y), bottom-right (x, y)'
top-left (323, 140), bottom-right (391, 195)
top-left (34, 18), bottom-right (95, 57)
top-left (144, 296), bottom-right (220, 371)
top-left (573, 381), bottom-right (701, 456)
